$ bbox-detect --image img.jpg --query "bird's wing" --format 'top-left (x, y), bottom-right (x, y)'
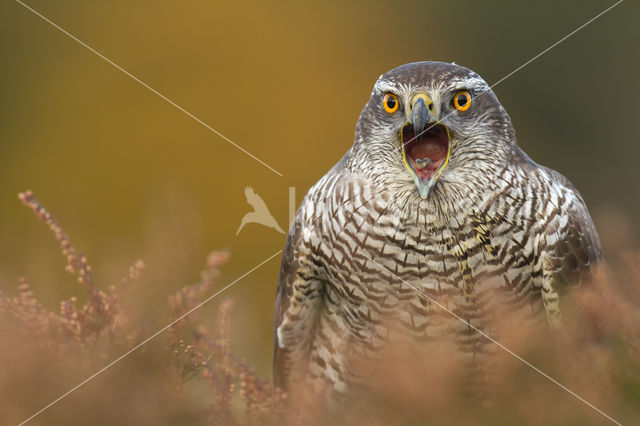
top-left (543, 170), bottom-right (602, 290)
top-left (273, 217), bottom-right (302, 389)
top-left (273, 214), bottom-right (326, 390)
top-left (512, 149), bottom-right (602, 291)
top-left (531, 167), bottom-right (602, 326)
top-left (273, 153), bottom-right (352, 389)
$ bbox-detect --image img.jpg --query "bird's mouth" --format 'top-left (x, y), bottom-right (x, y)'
top-left (401, 122), bottom-right (451, 198)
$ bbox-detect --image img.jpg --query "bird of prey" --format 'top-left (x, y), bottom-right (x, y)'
top-left (236, 186), bottom-right (284, 235)
top-left (273, 62), bottom-right (601, 398)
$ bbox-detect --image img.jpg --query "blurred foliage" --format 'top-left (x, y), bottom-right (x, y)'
top-left (1, 190), bottom-right (639, 425)
top-left (0, 0), bottom-right (638, 423)
top-left (1, 192), bottom-right (285, 424)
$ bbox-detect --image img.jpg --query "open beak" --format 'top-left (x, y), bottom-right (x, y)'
top-left (401, 93), bottom-right (451, 199)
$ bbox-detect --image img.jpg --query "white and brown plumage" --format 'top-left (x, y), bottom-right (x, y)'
top-left (273, 62), bottom-right (601, 397)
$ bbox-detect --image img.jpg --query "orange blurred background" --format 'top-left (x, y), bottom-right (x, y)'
top-left (0, 0), bottom-right (638, 394)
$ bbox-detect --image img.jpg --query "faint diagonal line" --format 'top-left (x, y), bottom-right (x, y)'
top-left (491, 0), bottom-right (624, 88)
top-left (14, 0), bottom-right (283, 177)
top-left (351, 1), bottom-right (625, 418)
top-left (338, 0), bottom-right (625, 226)
top-left (11, 0), bottom-right (626, 424)
top-left (399, 0), bottom-right (623, 152)
top-left (17, 249), bottom-right (283, 426)
top-left (361, 253), bottom-right (622, 426)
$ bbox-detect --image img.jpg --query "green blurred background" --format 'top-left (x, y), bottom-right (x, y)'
top-left (0, 0), bottom-right (638, 381)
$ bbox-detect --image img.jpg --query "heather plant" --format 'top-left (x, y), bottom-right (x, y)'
top-left (1, 191), bottom-right (136, 363)
top-left (0, 191), bottom-right (282, 425)
top-left (0, 191), bottom-right (639, 425)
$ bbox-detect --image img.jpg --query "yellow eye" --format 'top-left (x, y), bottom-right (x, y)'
top-left (453, 90), bottom-right (471, 111)
top-left (383, 93), bottom-right (399, 113)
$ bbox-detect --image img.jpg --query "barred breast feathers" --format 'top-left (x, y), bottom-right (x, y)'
top-left (274, 100), bottom-right (601, 396)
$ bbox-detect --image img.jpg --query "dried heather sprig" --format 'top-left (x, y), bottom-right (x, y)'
top-left (166, 251), bottom-right (286, 423)
top-left (120, 259), bottom-right (145, 288)
top-left (168, 250), bottom-right (230, 322)
top-left (18, 190), bottom-right (94, 288)
top-left (2, 192), bottom-right (135, 355)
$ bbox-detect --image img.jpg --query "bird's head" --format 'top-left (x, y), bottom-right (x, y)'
top-left (351, 61), bottom-right (516, 200)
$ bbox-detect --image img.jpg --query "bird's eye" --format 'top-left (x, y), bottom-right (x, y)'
top-left (453, 91), bottom-right (471, 111)
top-left (383, 93), bottom-right (399, 113)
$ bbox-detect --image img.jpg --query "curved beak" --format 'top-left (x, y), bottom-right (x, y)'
top-left (411, 95), bottom-right (433, 138)
top-left (401, 93), bottom-right (451, 199)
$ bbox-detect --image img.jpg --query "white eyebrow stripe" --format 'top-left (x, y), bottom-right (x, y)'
top-left (376, 75), bottom-right (488, 94)
top-left (372, 80), bottom-right (400, 95)
top-left (445, 75), bottom-right (489, 92)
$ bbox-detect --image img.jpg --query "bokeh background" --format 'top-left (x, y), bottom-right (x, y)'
top-left (1, 0), bottom-right (638, 423)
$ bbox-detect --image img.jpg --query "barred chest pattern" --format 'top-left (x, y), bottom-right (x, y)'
top-left (278, 167), bottom-right (573, 393)
top-left (273, 62), bottom-right (601, 398)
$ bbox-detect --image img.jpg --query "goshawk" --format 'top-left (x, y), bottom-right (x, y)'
top-left (273, 61), bottom-right (601, 397)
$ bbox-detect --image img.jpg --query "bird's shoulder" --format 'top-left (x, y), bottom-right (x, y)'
top-left (511, 145), bottom-right (589, 210)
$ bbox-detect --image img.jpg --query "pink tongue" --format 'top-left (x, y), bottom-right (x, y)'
top-left (408, 138), bottom-right (446, 179)
top-left (409, 139), bottom-right (446, 161)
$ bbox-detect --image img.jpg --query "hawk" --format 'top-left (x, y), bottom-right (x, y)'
top-left (273, 61), bottom-right (601, 398)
